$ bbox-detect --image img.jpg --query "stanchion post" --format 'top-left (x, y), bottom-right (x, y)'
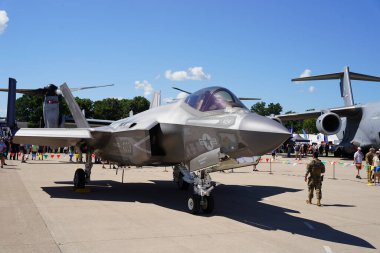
top-left (269, 159), bottom-right (273, 174)
top-left (333, 163), bottom-right (336, 180)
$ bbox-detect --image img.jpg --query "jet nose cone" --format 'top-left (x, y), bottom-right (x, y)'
top-left (239, 114), bottom-right (291, 156)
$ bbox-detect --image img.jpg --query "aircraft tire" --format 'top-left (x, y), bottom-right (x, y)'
top-left (187, 194), bottom-right (200, 214)
top-left (334, 148), bottom-right (342, 157)
top-left (74, 168), bottom-right (86, 189)
top-left (201, 195), bottom-right (214, 214)
top-left (178, 174), bottom-right (189, 190)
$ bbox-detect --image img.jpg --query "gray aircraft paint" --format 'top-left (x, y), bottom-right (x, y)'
top-left (14, 85), bottom-right (290, 171)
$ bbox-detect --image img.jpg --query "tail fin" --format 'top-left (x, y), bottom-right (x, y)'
top-left (60, 83), bottom-right (90, 128)
top-left (149, 90), bottom-right (161, 109)
top-left (6, 78), bottom-right (17, 129)
top-left (292, 66), bottom-right (380, 106)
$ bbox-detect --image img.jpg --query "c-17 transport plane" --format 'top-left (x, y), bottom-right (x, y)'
top-left (275, 66), bottom-right (380, 156)
top-left (14, 84), bottom-right (290, 214)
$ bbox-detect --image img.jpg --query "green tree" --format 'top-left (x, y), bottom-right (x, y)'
top-left (76, 98), bottom-right (94, 118)
top-left (250, 102), bottom-right (283, 116)
top-left (120, 99), bottom-right (132, 118)
top-left (16, 94), bottom-right (150, 125)
top-left (15, 95), bottom-right (44, 128)
top-left (130, 96), bottom-right (150, 114)
top-left (93, 98), bottom-right (123, 120)
top-left (283, 110), bottom-right (302, 133)
top-left (250, 102), bottom-right (267, 116)
top-left (266, 102), bottom-right (282, 116)
top-left (302, 118), bottom-right (317, 134)
top-left (60, 97), bottom-right (94, 118)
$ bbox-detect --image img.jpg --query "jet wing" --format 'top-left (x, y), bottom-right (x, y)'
top-left (277, 105), bottom-right (362, 121)
top-left (13, 128), bottom-right (93, 147)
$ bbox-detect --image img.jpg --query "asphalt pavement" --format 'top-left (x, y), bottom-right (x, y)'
top-left (0, 154), bottom-right (379, 253)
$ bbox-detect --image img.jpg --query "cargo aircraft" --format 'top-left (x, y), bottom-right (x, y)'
top-left (14, 84), bottom-right (290, 214)
top-left (274, 67), bottom-right (380, 156)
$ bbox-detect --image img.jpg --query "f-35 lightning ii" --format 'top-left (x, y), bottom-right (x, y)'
top-left (14, 84), bottom-right (290, 214)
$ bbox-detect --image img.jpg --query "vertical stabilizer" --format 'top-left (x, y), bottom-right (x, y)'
top-left (6, 78), bottom-right (17, 129)
top-left (60, 83), bottom-right (90, 128)
top-left (291, 66), bottom-right (380, 106)
top-left (341, 66), bottom-right (354, 106)
top-left (149, 90), bottom-right (161, 109)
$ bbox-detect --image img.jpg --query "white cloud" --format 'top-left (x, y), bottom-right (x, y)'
top-left (165, 66), bottom-right (211, 81)
top-left (300, 69), bottom-right (312, 78)
top-left (308, 86), bottom-right (316, 93)
top-left (135, 80), bottom-right (154, 97)
top-left (0, 10), bottom-right (9, 34)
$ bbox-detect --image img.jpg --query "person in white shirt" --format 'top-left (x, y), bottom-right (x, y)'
top-left (353, 147), bottom-right (364, 179)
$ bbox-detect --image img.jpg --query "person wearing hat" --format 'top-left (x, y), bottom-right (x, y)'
top-left (365, 148), bottom-right (376, 184)
top-left (353, 147), bottom-right (364, 179)
top-left (304, 152), bottom-right (325, 206)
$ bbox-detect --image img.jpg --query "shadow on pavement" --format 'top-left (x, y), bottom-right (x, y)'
top-left (42, 179), bottom-right (374, 249)
top-left (322, 204), bottom-right (356, 207)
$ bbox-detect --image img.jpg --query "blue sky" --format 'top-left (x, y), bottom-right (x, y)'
top-left (1, 0), bottom-right (380, 117)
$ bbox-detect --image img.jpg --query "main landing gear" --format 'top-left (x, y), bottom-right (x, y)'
top-left (173, 165), bottom-right (217, 215)
top-left (73, 151), bottom-right (93, 189)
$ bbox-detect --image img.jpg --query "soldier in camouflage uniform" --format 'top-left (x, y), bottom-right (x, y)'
top-left (304, 152), bottom-right (325, 206)
top-left (365, 148), bottom-right (375, 183)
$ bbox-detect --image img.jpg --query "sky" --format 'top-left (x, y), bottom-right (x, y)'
top-left (0, 0), bottom-right (380, 117)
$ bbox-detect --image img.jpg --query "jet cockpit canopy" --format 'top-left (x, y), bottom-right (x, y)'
top-left (184, 86), bottom-right (247, 112)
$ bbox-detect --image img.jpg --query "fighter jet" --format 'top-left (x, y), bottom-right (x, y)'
top-left (14, 84), bottom-right (290, 214)
top-left (274, 66), bottom-right (380, 156)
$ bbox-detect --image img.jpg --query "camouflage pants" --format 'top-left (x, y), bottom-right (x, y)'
top-left (308, 180), bottom-right (322, 200)
top-left (367, 166), bottom-right (373, 183)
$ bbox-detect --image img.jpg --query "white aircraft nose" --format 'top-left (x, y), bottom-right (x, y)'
top-left (239, 114), bottom-right (291, 155)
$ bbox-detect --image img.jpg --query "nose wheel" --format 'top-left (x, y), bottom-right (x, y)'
top-left (187, 194), bottom-right (200, 214)
top-left (187, 194), bottom-right (214, 214)
top-left (186, 169), bottom-right (217, 215)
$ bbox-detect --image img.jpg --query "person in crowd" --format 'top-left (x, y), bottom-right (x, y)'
top-left (299, 144), bottom-right (305, 158)
top-left (271, 149), bottom-right (276, 160)
top-left (353, 147), bottom-right (364, 179)
top-left (69, 146), bottom-right (74, 162)
top-left (365, 148), bottom-right (376, 184)
top-left (10, 140), bottom-right (19, 160)
top-left (324, 144), bottom-right (329, 157)
top-left (318, 144), bottom-right (324, 156)
top-left (303, 144), bottom-right (308, 157)
top-left (287, 143), bottom-right (293, 158)
top-left (31, 144), bottom-right (38, 160)
top-left (295, 144), bottom-right (301, 160)
top-left (0, 138), bottom-right (7, 168)
top-left (372, 150), bottom-right (380, 184)
top-left (20, 143), bottom-right (27, 163)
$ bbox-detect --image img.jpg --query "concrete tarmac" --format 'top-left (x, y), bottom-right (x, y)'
top-left (0, 154), bottom-right (379, 253)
